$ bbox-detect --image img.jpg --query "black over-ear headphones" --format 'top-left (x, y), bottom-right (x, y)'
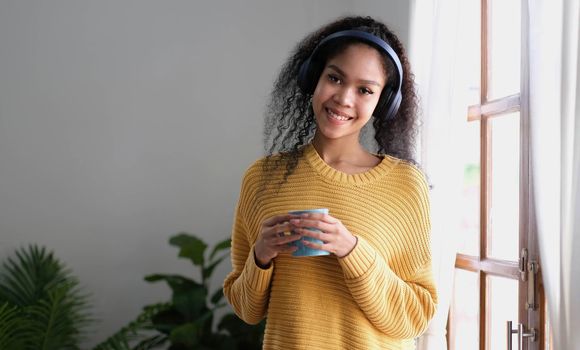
top-left (297, 29), bottom-right (403, 120)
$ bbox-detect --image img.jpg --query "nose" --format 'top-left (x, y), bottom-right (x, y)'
top-left (333, 86), bottom-right (355, 107)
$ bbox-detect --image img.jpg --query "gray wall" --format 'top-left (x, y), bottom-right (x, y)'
top-left (0, 1), bottom-right (410, 347)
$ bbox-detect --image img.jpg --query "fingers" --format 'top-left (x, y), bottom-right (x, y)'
top-left (257, 213), bottom-right (340, 260)
top-left (254, 228), bottom-right (301, 265)
top-left (263, 214), bottom-right (298, 227)
top-left (288, 214), bottom-right (338, 243)
top-left (265, 221), bottom-right (294, 238)
top-left (289, 218), bottom-right (336, 234)
top-left (261, 213), bottom-right (356, 258)
top-left (296, 213), bottom-right (339, 224)
top-left (292, 227), bottom-right (327, 241)
top-left (301, 239), bottom-right (326, 251)
top-left (299, 227), bottom-right (358, 258)
top-left (279, 243), bottom-right (299, 254)
top-left (259, 220), bottom-right (302, 248)
top-left (273, 232), bottom-right (303, 245)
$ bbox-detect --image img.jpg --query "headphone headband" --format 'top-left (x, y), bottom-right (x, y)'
top-left (297, 29), bottom-right (404, 120)
top-left (314, 30), bottom-right (403, 90)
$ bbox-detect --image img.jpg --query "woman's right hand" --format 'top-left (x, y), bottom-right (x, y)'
top-left (254, 214), bottom-right (302, 268)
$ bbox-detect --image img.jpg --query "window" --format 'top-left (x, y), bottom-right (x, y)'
top-left (447, 1), bottom-right (548, 349)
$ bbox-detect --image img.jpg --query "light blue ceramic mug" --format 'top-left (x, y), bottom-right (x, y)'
top-left (288, 208), bottom-right (330, 257)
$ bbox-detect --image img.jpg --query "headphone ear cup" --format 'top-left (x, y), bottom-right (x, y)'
top-left (373, 89), bottom-right (402, 120)
top-left (298, 57), bottom-right (326, 95)
top-left (385, 91), bottom-right (402, 120)
top-left (373, 90), bottom-right (391, 119)
top-left (297, 57), bottom-right (315, 94)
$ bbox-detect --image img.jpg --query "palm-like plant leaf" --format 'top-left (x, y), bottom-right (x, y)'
top-left (92, 302), bottom-right (171, 350)
top-left (0, 246), bottom-right (52, 305)
top-left (26, 285), bottom-right (90, 350)
top-left (133, 334), bottom-right (169, 350)
top-left (0, 302), bottom-right (28, 350)
top-left (0, 245), bottom-right (92, 350)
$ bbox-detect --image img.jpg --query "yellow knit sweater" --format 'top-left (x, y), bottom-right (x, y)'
top-left (223, 144), bottom-right (437, 349)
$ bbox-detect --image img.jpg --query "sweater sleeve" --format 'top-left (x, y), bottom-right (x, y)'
top-left (338, 166), bottom-right (438, 339)
top-left (223, 167), bottom-right (273, 325)
top-left (338, 237), bottom-right (437, 338)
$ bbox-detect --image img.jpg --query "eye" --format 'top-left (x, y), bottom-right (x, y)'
top-left (327, 74), bottom-right (341, 84)
top-left (359, 87), bottom-right (374, 95)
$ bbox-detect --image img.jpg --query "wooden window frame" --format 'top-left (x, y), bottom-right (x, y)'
top-left (447, 0), bottom-right (546, 349)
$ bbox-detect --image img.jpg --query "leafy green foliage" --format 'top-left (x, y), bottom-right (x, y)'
top-left (94, 233), bottom-right (265, 350)
top-left (93, 303), bottom-right (172, 350)
top-left (169, 234), bottom-right (207, 267)
top-left (0, 245), bottom-right (92, 350)
top-left (218, 314), bottom-right (266, 350)
top-left (0, 303), bottom-right (27, 350)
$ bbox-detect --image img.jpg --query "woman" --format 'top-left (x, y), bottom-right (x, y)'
top-left (223, 16), bottom-right (437, 349)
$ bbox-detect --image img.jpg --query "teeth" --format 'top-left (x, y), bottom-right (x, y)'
top-left (327, 109), bottom-right (351, 121)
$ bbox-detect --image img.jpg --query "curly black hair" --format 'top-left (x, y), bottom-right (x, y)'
top-left (263, 16), bottom-right (419, 183)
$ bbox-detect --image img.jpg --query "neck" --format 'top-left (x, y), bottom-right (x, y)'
top-left (311, 132), bottom-right (368, 163)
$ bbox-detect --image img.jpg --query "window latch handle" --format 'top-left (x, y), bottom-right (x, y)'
top-left (507, 321), bottom-right (537, 350)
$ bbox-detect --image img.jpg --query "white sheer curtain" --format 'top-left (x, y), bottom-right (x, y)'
top-left (528, 0), bottom-right (580, 348)
top-left (412, 0), bottom-right (580, 348)
top-left (410, 1), bottom-right (466, 349)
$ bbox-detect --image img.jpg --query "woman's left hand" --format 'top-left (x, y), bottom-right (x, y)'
top-left (289, 213), bottom-right (357, 258)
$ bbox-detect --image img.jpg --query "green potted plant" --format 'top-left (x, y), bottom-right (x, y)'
top-left (94, 233), bottom-right (265, 350)
top-left (0, 245), bottom-right (92, 350)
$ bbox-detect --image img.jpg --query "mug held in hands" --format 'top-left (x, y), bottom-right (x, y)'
top-left (288, 208), bottom-right (329, 257)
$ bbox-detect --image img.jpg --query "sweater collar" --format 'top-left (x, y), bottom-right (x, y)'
top-left (303, 143), bottom-right (398, 185)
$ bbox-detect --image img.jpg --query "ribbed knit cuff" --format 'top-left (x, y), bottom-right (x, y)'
top-left (243, 246), bottom-right (273, 292)
top-left (338, 237), bottom-right (377, 280)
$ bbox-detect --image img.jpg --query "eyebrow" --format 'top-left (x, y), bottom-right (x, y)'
top-left (327, 64), bottom-right (383, 87)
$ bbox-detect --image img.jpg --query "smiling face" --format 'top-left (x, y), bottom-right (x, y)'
top-left (311, 43), bottom-right (387, 144)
